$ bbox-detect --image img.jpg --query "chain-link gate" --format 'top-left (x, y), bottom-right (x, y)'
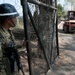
top-left (20, 0), bottom-right (59, 75)
top-left (0, 0), bottom-right (59, 75)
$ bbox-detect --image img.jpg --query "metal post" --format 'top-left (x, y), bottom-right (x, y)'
top-left (56, 17), bottom-right (59, 55)
top-left (55, 0), bottom-right (59, 55)
top-left (20, 0), bottom-right (33, 75)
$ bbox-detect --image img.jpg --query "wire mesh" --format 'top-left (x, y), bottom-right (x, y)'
top-left (27, 0), bottom-right (58, 75)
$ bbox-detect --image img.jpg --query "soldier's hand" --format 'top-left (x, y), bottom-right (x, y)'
top-left (22, 38), bottom-right (28, 47)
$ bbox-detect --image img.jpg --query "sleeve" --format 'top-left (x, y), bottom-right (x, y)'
top-left (0, 33), bottom-right (4, 43)
top-left (0, 33), bottom-right (4, 58)
top-left (0, 33), bottom-right (6, 45)
top-left (0, 43), bottom-right (3, 58)
top-left (10, 31), bottom-right (22, 48)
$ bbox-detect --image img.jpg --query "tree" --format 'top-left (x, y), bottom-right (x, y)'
top-left (57, 4), bottom-right (65, 18)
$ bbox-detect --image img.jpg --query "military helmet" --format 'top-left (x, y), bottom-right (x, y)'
top-left (0, 3), bottom-right (19, 18)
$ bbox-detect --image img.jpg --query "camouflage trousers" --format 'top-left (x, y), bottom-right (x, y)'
top-left (0, 57), bottom-right (19, 75)
top-left (0, 47), bottom-right (19, 75)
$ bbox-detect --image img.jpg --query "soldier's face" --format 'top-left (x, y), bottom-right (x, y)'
top-left (8, 17), bottom-right (17, 27)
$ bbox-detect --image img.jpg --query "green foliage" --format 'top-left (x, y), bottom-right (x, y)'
top-left (57, 4), bottom-right (65, 18)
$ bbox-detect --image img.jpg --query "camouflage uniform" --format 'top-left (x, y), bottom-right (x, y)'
top-left (0, 26), bottom-right (18, 75)
top-left (0, 3), bottom-right (20, 75)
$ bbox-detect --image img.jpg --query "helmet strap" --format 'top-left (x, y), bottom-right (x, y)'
top-left (10, 19), bottom-right (16, 26)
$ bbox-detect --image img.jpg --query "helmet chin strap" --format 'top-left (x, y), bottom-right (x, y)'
top-left (10, 19), bottom-right (16, 26)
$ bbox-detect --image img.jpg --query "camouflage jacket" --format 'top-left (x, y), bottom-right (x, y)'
top-left (0, 26), bottom-right (16, 57)
top-left (0, 26), bottom-right (15, 45)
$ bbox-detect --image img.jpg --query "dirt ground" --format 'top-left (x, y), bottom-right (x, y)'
top-left (46, 21), bottom-right (75, 75)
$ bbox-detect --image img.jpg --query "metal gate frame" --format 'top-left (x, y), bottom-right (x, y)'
top-left (20, 0), bottom-right (59, 75)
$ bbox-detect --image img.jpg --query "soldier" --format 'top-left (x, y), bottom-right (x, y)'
top-left (0, 3), bottom-right (25, 75)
